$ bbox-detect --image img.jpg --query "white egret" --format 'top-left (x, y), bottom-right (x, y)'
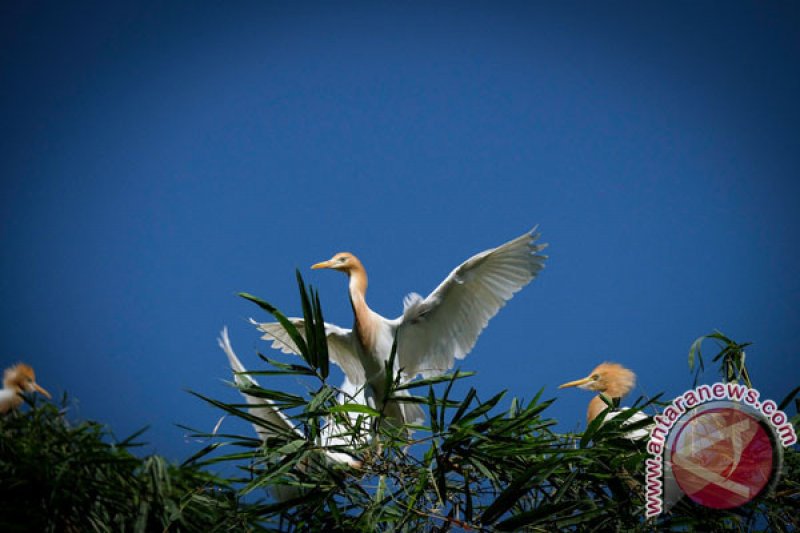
top-left (218, 327), bottom-right (362, 469)
top-left (558, 362), bottom-right (651, 439)
top-left (0, 363), bottom-right (51, 414)
top-left (254, 228), bottom-right (547, 428)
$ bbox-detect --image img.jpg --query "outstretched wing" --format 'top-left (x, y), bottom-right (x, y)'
top-left (397, 228), bottom-right (547, 379)
top-left (218, 327), bottom-right (299, 440)
top-left (252, 319), bottom-right (365, 385)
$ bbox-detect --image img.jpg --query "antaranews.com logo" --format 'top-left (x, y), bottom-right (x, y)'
top-left (645, 382), bottom-right (797, 517)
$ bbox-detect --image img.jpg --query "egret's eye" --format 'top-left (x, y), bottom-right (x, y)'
top-left (338, 257), bottom-right (347, 263)
top-left (591, 374), bottom-right (600, 381)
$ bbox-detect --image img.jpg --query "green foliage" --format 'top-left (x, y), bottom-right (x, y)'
top-left (239, 269), bottom-right (330, 381)
top-left (1, 274), bottom-right (797, 531)
top-left (0, 399), bottom-right (260, 532)
top-left (689, 330), bottom-right (753, 388)
top-left (186, 277), bottom-right (799, 531)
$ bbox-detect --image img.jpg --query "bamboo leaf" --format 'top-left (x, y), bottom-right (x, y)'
top-left (328, 404), bottom-right (381, 417)
top-left (779, 385), bottom-right (800, 412)
top-left (456, 390), bottom-right (507, 425)
top-left (239, 291), bottom-right (311, 363)
top-left (481, 460), bottom-right (561, 524)
top-left (394, 371), bottom-right (476, 391)
top-left (428, 386), bottom-right (439, 434)
top-left (295, 270), bottom-right (318, 369)
top-left (312, 286), bottom-right (330, 379)
top-left (496, 501), bottom-right (579, 530)
top-left (449, 387), bottom-right (478, 426)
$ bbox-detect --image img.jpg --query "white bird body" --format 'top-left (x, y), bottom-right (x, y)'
top-left (255, 229), bottom-right (548, 427)
top-left (218, 329), bottom-right (310, 502)
top-left (0, 389), bottom-right (18, 410)
top-left (218, 327), bottom-right (362, 468)
top-left (602, 409), bottom-right (652, 440)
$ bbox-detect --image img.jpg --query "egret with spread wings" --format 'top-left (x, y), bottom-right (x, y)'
top-left (253, 228), bottom-right (547, 427)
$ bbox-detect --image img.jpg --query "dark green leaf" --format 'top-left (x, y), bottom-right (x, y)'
top-left (239, 291), bottom-right (311, 364)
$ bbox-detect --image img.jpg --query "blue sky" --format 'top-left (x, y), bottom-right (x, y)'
top-left (2, 2), bottom-right (798, 461)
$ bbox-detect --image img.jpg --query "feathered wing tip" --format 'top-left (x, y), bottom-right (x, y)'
top-left (528, 224), bottom-right (549, 253)
top-left (396, 226), bottom-right (549, 380)
top-left (218, 327), bottom-right (298, 440)
top-left (249, 318), bottom-right (302, 354)
top-left (218, 333), bottom-right (305, 503)
top-left (218, 327), bottom-right (252, 388)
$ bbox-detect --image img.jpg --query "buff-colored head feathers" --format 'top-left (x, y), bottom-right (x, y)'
top-left (311, 252), bottom-right (364, 274)
top-left (311, 252), bottom-right (369, 296)
top-left (559, 362), bottom-right (636, 397)
top-left (1, 363), bottom-right (51, 414)
top-left (559, 362), bottom-right (637, 423)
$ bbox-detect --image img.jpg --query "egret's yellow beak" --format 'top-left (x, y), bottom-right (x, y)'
top-left (31, 382), bottom-right (51, 399)
top-left (311, 259), bottom-right (333, 270)
top-left (558, 376), bottom-right (594, 389)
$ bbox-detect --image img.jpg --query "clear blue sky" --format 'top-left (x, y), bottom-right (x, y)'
top-left (2, 2), bottom-right (798, 461)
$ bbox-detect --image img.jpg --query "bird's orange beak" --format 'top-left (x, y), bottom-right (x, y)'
top-left (31, 382), bottom-right (51, 399)
top-left (558, 376), bottom-right (593, 389)
top-left (311, 259), bottom-right (333, 270)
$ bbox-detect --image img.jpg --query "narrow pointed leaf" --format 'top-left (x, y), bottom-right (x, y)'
top-left (239, 292), bottom-right (310, 362)
top-left (328, 404), bottom-right (382, 417)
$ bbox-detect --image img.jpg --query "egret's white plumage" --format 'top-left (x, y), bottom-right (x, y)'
top-left (255, 228), bottom-right (547, 427)
top-left (559, 362), bottom-right (651, 440)
top-left (0, 363), bottom-right (51, 414)
top-left (218, 327), bottom-right (362, 468)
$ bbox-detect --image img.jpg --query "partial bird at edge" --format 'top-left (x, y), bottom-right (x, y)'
top-left (0, 363), bottom-right (51, 414)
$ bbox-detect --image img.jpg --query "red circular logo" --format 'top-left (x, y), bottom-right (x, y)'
top-left (670, 406), bottom-right (774, 509)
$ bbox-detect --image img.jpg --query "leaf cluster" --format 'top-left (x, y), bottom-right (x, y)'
top-left (0, 399), bottom-right (260, 532)
top-left (187, 277), bottom-right (799, 531)
top-left (1, 274), bottom-right (797, 531)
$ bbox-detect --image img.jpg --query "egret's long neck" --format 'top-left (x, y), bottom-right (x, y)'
top-left (587, 388), bottom-right (626, 423)
top-left (348, 266), bottom-right (376, 352)
top-left (587, 396), bottom-right (607, 424)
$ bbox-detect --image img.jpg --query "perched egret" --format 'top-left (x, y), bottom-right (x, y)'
top-left (559, 362), bottom-right (651, 439)
top-left (0, 363), bottom-right (51, 414)
top-left (219, 327), bottom-right (362, 468)
top-left (254, 229), bottom-right (547, 427)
